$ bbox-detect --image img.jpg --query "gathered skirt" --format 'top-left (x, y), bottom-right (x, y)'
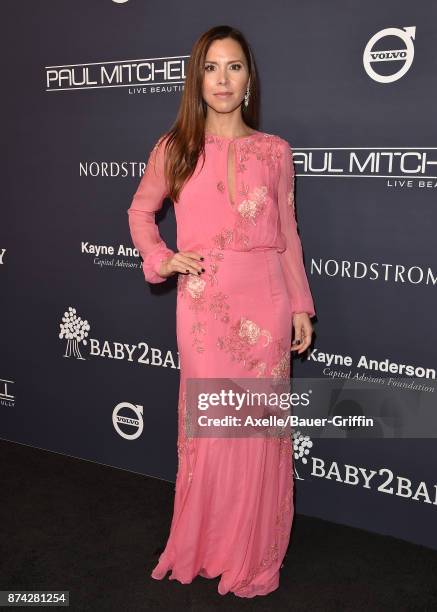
top-left (151, 247), bottom-right (295, 597)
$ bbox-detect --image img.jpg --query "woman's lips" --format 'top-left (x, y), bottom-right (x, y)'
top-left (214, 93), bottom-right (233, 97)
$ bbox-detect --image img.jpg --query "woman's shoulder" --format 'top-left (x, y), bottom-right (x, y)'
top-left (147, 132), bottom-right (174, 164)
top-left (255, 131), bottom-right (291, 151)
top-left (255, 133), bottom-right (293, 169)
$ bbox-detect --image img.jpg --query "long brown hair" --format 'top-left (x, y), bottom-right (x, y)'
top-left (158, 25), bottom-right (260, 202)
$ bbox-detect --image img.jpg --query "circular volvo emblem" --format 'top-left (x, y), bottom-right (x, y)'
top-left (113, 402), bottom-right (144, 440)
top-left (363, 26), bottom-right (415, 83)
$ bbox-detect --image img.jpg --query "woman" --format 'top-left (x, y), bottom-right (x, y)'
top-left (127, 25), bottom-right (315, 598)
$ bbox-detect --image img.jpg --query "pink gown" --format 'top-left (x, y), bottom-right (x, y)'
top-left (127, 130), bottom-right (315, 597)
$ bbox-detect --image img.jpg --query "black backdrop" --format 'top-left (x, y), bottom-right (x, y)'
top-left (2, 1), bottom-right (437, 550)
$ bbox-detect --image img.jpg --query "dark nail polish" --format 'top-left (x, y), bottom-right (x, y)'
top-left (200, 256), bottom-right (204, 261)
top-left (201, 268), bottom-right (205, 272)
top-left (197, 271), bottom-right (201, 275)
top-left (186, 269), bottom-right (189, 273)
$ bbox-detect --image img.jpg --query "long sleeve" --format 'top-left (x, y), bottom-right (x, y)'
top-left (127, 135), bottom-right (175, 284)
top-left (276, 139), bottom-right (316, 318)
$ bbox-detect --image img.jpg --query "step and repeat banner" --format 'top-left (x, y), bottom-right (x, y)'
top-left (2, 1), bottom-right (436, 550)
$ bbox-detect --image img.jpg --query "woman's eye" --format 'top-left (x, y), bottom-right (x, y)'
top-left (204, 64), bottom-right (242, 71)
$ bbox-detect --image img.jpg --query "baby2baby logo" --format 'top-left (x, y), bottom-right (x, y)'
top-left (58, 306), bottom-right (177, 367)
top-left (294, 431), bottom-right (437, 507)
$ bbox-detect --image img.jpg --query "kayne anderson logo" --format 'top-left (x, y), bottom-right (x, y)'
top-left (294, 434), bottom-right (437, 507)
top-left (309, 347), bottom-right (436, 380)
top-left (293, 147), bottom-right (437, 185)
top-left (81, 241), bottom-right (141, 271)
top-left (45, 55), bottom-right (188, 93)
top-left (363, 26), bottom-right (415, 83)
top-left (58, 306), bottom-right (178, 368)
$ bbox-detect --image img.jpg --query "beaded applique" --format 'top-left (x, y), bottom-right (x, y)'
top-left (177, 275), bottom-right (207, 353)
top-left (212, 134), bottom-right (280, 249)
top-left (212, 228), bottom-right (234, 251)
top-left (191, 320), bottom-right (207, 354)
top-left (236, 133), bottom-right (283, 173)
top-left (209, 291), bottom-right (230, 323)
top-left (237, 185), bottom-right (268, 225)
top-left (216, 316), bottom-right (271, 378)
top-left (287, 188), bottom-right (295, 213)
top-left (179, 275), bottom-right (206, 311)
top-left (270, 338), bottom-right (291, 381)
top-left (177, 389), bottom-right (195, 484)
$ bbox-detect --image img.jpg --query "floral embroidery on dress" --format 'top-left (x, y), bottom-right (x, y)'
top-left (230, 137), bottom-right (279, 247)
top-left (279, 435), bottom-right (293, 467)
top-left (237, 185), bottom-right (268, 225)
top-left (247, 358), bottom-right (268, 377)
top-left (206, 259), bottom-right (220, 287)
top-left (216, 316), bottom-right (272, 377)
top-left (177, 274), bottom-right (208, 352)
top-left (233, 229), bottom-right (250, 249)
top-left (209, 291), bottom-right (230, 323)
top-left (207, 135), bottom-right (284, 253)
top-left (178, 274), bottom-right (207, 313)
top-left (239, 317), bottom-right (272, 347)
top-left (186, 275), bottom-right (206, 299)
top-left (177, 389), bottom-right (195, 484)
top-left (206, 230), bottom-right (234, 283)
top-left (237, 133), bottom-right (283, 173)
top-left (270, 338), bottom-right (291, 381)
top-left (191, 320), bottom-right (207, 353)
top-left (177, 271), bottom-right (186, 291)
top-left (212, 228), bottom-right (234, 250)
top-left (287, 189), bottom-right (295, 213)
top-left (205, 133), bottom-right (261, 150)
top-left (205, 134), bottom-right (225, 150)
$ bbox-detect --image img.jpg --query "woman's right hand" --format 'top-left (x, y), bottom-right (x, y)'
top-left (158, 251), bottom-right (205, 279)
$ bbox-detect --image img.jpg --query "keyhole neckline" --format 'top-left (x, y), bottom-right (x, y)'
top-left (205, 130), bottom-right (260, 142)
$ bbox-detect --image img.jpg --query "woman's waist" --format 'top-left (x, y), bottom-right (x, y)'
top-left (180, 245), bottom-right (282, 254)
top-left (179, 245), bottom-right (286, 298)
top-left (193, 246), bottom-right (284, 276)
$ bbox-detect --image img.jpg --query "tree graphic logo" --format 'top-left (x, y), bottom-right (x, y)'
top-left (59, 307), bottom-right (90, 360)
top-left (292, 429), bottom-right (314, 480)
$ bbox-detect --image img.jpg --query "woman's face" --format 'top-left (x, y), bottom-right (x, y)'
top-left (202, 37), bottom-right (250, 115)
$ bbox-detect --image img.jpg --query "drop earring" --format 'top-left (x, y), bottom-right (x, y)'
top-left (244, 84), bottom-right (250, 108)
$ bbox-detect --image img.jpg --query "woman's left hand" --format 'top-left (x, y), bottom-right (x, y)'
top-left (291, 313), bottom-right (313, 354)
